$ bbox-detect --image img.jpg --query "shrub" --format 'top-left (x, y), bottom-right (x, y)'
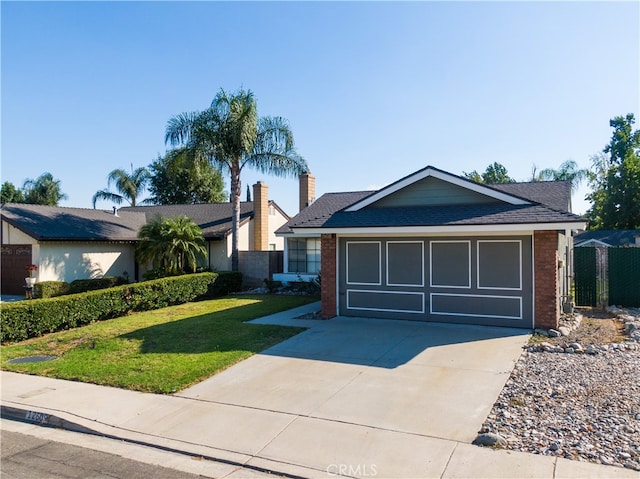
top-left (68, 276), bottom-right (128, 294)
top-left (206, 271), bottom-right (243, 297)
top-left (0, 273), bottom-right (217, 344)
top-left (264, 279), bottom-right (283, 294)
top-left (34, 281), bottom-right (70, 299)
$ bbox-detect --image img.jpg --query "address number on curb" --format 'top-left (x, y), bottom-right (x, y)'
top-left (25, 410), bottom-right (49, 424)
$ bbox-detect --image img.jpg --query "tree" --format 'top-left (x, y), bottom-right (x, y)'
top-left (136, 215), bottom-right (207, 276)
top-left (22, 173), bottom-right (67, 205)
top-left (148, 147), bottom-right (227, 204)
top-left (463, 162), bottom-right (515, 184)
top-left (586, 114), bottom-right (640, 229)
top-left (92, 165), bottom-right (151, 208)
top-left (165, 88), bottom-right (307, 271)
top-left (1, 181), bottom-right (24, 203)
top-left (537, 160), bottom-right (589, 192)
top-left (246, 184), bottom-right (251, 202)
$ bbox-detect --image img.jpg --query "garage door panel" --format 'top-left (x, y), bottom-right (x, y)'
top-left (430, 293), bottom-right (522, 320)
top-left (347, 290), bottom-right (425, 314)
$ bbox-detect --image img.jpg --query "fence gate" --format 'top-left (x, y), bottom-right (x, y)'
top-left (574, 246), bottom-right (640, 308)
top-left (574, 247), bottom-right (597, 307)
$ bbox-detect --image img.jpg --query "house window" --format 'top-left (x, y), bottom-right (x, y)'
top-left (288, 238), bottom-right (321, 273)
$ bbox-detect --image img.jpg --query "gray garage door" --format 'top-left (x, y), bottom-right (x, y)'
top-left (338, 236), bottom-right (532, 328)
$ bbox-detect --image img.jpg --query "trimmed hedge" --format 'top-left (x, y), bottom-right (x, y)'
top-left (207, 271), bottom-right (243, 297)
top-left (1, 273), bottom-right (218, 344)
top-left (34, 281), bottom-right (71, 299)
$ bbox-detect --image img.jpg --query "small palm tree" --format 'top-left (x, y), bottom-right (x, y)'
top-left (165, 88), bottom-right (307, 271)
top-left (93, 165), bottom-right (151, 208)
top-left (538, 160), bottom-right (589, 192)
top-left (137, 215), bottom-right (206, 276)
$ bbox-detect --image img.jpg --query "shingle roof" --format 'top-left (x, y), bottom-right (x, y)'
top-left (278, 180), bottom-right (584, 233)
top-left (2, 201), bottom-right (273, 241)
top-left (490, 181), bottom-right (572, 212)
top-left (276, 191), bottom-right (374, 234)
top-left (323, 203), bottom-right (585, 229)
top-left (1, 203), bottom-right (146, 241)
top-left (122, 202), bottom-right (256, 239)
top-left (575, 230), bottom-right (640, 247)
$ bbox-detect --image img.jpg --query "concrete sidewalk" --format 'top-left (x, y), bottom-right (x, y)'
top-left (2, 303), bottom-right (638, 478)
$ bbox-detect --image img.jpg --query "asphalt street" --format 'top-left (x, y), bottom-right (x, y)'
top-left (1, 429), bottom-right (207, 479)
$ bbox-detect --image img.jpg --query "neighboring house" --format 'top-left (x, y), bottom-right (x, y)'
top-left (276, 166), bottom-right (587, 330)
top-left (574, 230), bottom-right (640, 248)
top-left (1, 182), bottom-right (288, 295)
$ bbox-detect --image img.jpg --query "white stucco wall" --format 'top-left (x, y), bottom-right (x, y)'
top-left (269, 208), bottom-right (288, 250)
top-left (207, 239), bottom-right (230, 271)
top-left (38, 242), bottom-right (136, 283)
top-left (2, 222), bottom-right (37, 245)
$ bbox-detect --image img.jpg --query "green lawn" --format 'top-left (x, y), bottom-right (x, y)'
top-left (0, 295), bottom-right (315, 394)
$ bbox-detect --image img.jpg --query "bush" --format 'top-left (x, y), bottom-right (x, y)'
top-left (264, 279), bottom-right (283, 294)
top-left (34, 281), bottom-right (70, 299)
top-left (68, 276), bottom-right (128, 294)
top-left (0, 273), bottom-right (217, 344)
top-left (205, 271), bottom-right (243, 297)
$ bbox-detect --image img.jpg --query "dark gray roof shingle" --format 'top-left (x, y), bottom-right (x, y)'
top-left (276, 191), bottom-right (373, 234)
top-left (122, 203), bottom-right (256, 239)
top-left (490, 181), bottom-right (572, 212)
top-left (279, 180), bottom-right (583, 233)
top-left (575, 230), bottom-right (640, 247)
top-left (1, 203), bottom-right (146, 241)
top-left (323, 203), bottom-right (585, 229)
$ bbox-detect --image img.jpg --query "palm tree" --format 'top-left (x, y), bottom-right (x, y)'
top-left (165, 88), bottom-right (307, 271)
top-left (537, 160), bottom-right (589, 192)
top-left (92, 164), bottom-right (151, 208)
top-left (136, 215), bottom-right (206, 276)
top-left (164, 216), bottom-right (207, 273)
top-left (22, 172), bottom-right (68, 205)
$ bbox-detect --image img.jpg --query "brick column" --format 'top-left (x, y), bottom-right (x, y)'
top-left (253, 182), bottom-right (268, 251)
top-left (534, 230), bottom-right (559, 330)
top-left (299, 172), bottom-right (316, 212)
top-left (321, 233), bottom-right (337, 319)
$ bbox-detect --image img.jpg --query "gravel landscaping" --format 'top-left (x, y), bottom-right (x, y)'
top-left (479, 307), bottom-right (640, 471)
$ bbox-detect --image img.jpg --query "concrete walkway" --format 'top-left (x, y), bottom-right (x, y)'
top-left (2, 302), bottom-right (638, 478)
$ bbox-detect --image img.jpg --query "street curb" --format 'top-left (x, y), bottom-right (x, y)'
top-left (1, 405), bottom-right (311, 479)
top-left (1, 405), bottom-right (101, 435)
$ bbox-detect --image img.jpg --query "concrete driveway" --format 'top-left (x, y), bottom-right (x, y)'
top-left (178, 310), bottom-right (530, 445)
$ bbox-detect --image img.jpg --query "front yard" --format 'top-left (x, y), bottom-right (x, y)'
top-left (0, 295), bottom-right (314, 394)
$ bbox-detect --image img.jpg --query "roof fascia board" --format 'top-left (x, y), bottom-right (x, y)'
top-left (345, 166), bottom-right (530, 212)
top-left (292, 221), bottom-right (588, 235)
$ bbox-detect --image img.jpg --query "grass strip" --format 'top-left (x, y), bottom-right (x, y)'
top-left (1, 295), bottom-right (315, 393)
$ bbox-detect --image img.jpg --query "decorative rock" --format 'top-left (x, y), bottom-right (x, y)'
top-left (534, 329), bottom-right (549, 337)
top-left (473, 432), bottom-right (508, 448)
top-left (585, 345), bottom-right (598, 355)
top-left (558, 326), bottom-right (571, 336)
top-left (548, 329), bottom-right (561, 338)
top-left (564, 347), bottom-right (575, 354)
top-left (569, 342), bottom-right (583, 351)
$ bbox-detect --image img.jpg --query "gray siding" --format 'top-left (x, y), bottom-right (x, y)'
top-left (370, 177), bottom-right (502, 208)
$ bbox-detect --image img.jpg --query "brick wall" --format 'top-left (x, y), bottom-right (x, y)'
top-left (321, 233), bottom-right (337, 319)
top-left (253, 182), bottom-right (268, 251)
top-left (299, 173), bottom-right (316, 213)
top-left (534, 230), bottom-right (559, 330)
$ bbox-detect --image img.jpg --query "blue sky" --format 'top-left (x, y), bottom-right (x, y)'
top-left (2, 1), bottom-right (639, 216)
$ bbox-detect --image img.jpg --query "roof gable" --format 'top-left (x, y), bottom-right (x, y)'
top-left (346, 166), bottom-right (529, 212)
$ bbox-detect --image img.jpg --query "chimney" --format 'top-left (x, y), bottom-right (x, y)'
top-left (113, 206), bottom-right (118, 216)
top-left (253, 181), bottom-right (269, 251)
top-left (299, 172), bottom-right (315, 212)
